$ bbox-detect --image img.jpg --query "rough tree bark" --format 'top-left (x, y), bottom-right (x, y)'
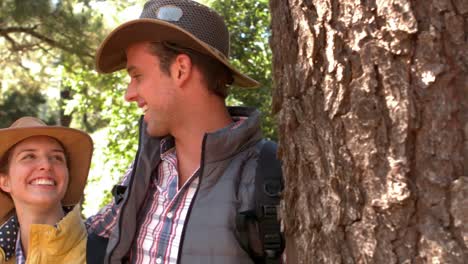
top-left (269, 0), bottom-right (467, 263)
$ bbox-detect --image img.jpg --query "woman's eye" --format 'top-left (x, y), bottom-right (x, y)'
top-left (22, 154), bottom-right (35, 160)
top-left (51, 155), bottom-right (65, 162)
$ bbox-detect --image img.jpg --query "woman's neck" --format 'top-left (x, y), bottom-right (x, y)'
top-left (16, 204), bottom-right (65, 257)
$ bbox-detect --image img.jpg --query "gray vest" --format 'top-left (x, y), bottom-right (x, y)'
top-left (105, 107), bottom-right (263, 264)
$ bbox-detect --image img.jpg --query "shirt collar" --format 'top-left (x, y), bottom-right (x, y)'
top-left (160, 136), bottom-right (175, 159)
top-left (158, 116), bottom-right (247, 158)
top-left (15, 232), bottom-right (25, 264)
top-left (13, 206), bottom-right (79, 262)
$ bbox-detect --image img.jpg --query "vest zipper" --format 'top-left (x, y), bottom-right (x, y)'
top-left (176, 134), bottom-right (208, 264)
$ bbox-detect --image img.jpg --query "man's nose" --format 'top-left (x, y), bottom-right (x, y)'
top-left (125, 83), bottom-right (137, 102)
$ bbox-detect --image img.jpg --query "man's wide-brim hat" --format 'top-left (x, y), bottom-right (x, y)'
top-left (95, 0), bottom-right (260, 88)
top-left (0, 117), bottom-right (93, 220)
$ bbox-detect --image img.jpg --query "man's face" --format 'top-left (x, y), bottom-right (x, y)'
top-left (125, 42), bottom-right (178, 137)
top-left (0, 136), bottom-right (69, 210)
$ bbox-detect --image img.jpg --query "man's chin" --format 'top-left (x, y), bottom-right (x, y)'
top-left (146, 127), bottom-right (169, 138)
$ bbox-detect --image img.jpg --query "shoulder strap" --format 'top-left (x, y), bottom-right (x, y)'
top-left (86, 233), bottom-right (108, 264)
top-left (255, 140), bottom-right (284, 264)
top-left (237, 140), bottom-right (285, 263)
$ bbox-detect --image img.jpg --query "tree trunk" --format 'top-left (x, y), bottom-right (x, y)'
top-left (269, 0), bottom-right (467, 263)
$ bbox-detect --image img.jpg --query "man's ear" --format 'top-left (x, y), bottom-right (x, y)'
top-left (0, 173), bottom-right (11, 193)
top-left (172, 53), bottom-right (192, 86)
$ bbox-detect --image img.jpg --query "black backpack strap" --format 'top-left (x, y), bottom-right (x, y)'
top-left (86, 233), bottom-right (108, 264)
top-left (237, 140), bottom-right (285, 263)
top-left (256, 140), bottom-right (284, 263)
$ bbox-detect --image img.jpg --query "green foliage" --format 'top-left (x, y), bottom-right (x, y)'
top-left (97, 72), bottom-right (139, 180)
top-left (1, 0), bottom-right (101, 64)
top-left (0, 89), bottom-right (57, 127)
top-left (209, 0), bottom-right (276, 140)
top-left (12, 0), bottom-right (52, 21)
top-left (0, 0), bottom-right (134, 213)
top-left (0, 0), bottom-right (106, 129)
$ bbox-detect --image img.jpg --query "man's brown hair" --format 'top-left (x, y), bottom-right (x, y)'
top-left (148, 42), bottom-right (234, 98)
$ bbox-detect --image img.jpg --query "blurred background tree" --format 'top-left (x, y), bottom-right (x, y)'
top-left (1, 0), bottom-right (102, 127)
top-left (209, 0), bottom-right (276, 140)
top-left (0, 0), bottom-right (274, 216)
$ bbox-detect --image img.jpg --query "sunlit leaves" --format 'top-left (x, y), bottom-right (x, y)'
top-left (210, 0), bottom-right (276, 139)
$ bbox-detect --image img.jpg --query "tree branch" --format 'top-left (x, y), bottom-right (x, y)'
top-left (0, 25), bottom-right (94, 59)
top-left (2, 33), bottom-right (19, 50)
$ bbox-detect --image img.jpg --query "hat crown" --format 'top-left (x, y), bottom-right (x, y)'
top-left (140, 0), bottom-right (230, 58)
top-left (10, 117), bottom-right (46, 129)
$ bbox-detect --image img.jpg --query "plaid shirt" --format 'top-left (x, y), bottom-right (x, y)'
top-left (15, 232), bottom-right (25, 264)
top-left (86, 119), bottom-right (247, 263)
top-left (86, 137), bottom-right (199, 264)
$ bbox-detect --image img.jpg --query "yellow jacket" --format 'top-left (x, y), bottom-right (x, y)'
top-left (0, 205), bottom-right (86, 264)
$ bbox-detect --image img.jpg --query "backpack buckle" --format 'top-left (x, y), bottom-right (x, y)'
top-left (263, 181), bottom-right (282, 197)
top-left (264, 233), bottom-right (283, 259)
top-left (262, 205), bottom-right (278, 218)
top-left (111, 184), bottom-right (127, 204)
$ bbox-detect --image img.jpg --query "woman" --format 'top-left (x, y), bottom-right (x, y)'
top-left (0, 117), bottom-right (93, 264)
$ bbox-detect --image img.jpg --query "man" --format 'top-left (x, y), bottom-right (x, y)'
top-left (1, 0), bottom-right (283, 263)
top-left (86, 0), bottom-right (283, 263)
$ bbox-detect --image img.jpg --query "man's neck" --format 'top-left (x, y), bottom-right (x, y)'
top-left (172, 106), bottom-right (232, 188)
top-left (174, 137), bottom-right (201, 189)
top-left (170, 79), bottom-right (233, 187)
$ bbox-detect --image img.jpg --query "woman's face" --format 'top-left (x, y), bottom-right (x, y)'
top-left (0, 136), bottom-right (69, 209)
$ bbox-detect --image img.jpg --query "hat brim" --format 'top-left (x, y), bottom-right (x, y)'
top-left (0, 126), bottom-right (93, 219)
top-left (96, 19), bottom-right (260, 88)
